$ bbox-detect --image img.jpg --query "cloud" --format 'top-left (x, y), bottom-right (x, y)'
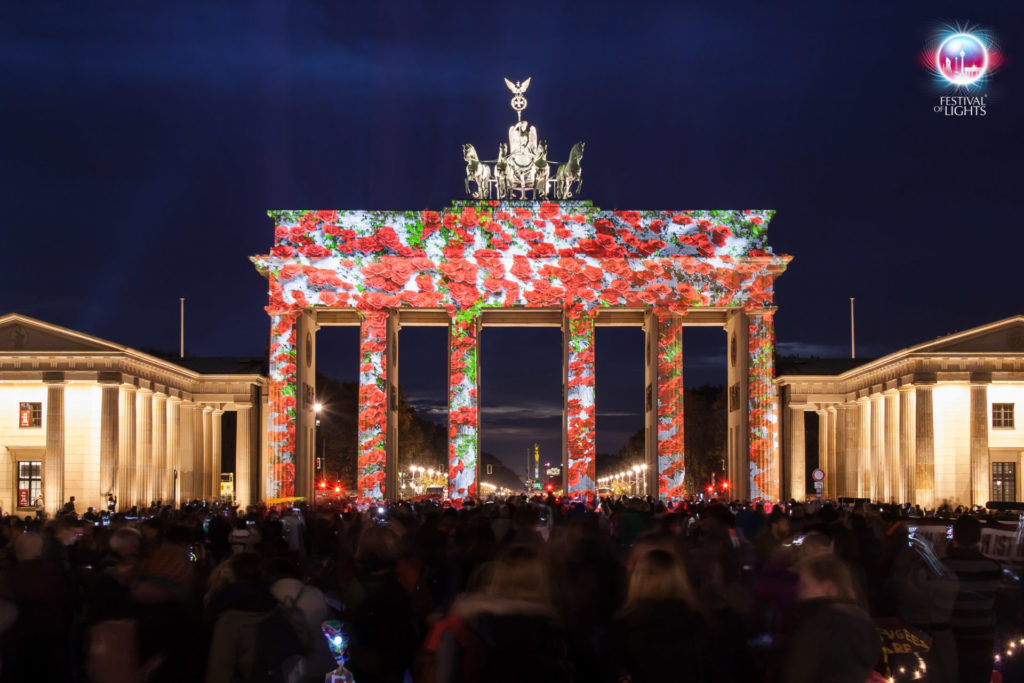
top-left (777, 341), bottom-right (888, 358)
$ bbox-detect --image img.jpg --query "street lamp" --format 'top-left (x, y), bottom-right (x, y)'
top-left (313, 402), bottom-right (324, 487)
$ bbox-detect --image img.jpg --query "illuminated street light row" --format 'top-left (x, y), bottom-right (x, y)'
top-left (597, 463), bottom-right (648, 495)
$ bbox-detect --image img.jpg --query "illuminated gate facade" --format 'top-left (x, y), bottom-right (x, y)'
top-left (253, 202), bottom-right (789, 503)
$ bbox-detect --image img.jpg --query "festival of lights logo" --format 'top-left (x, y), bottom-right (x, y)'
top-left (924, 25), bottom-right (1000, 117)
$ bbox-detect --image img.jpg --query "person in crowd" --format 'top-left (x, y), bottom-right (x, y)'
top-left (229, 517), bottom-right (261, 555)
top-left (943, 515), bottom-right (1002, 683)
top-left (434, 543), bottom-right (572, 683)
top-left (781, 553), bottom-right (880, 683)
top-left (0, 532), bottom-right (73, 681)
top-left (343, 522), bottom-right (419, 683)
top-left (206, 551), bottom-right (302, 683)
top-left (268, 557), bottom-right (336, 681)
top-left (607, 548), bottom-right (718, 682)
top-left (754, 506), bottom-right (791, 568)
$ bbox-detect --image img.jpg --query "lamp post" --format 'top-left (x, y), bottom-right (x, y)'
top-left (640, 463), bottom-right (648, 496)
top-left (314, 402), bottom-right (324, 488)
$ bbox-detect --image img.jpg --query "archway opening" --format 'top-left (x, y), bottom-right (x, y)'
top-left (480, 326), bottom-right (561, 494)
top-left (396, 326), bottom-right (448, 496)
top-left (683, 327), bottom-right (728, 496)
top-left (595, 326), bottom-right (644, 494)
top-left (312, 325), bottom-right (359, 493)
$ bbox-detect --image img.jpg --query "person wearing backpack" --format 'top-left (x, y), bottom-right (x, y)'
top-left (206, 552), bottom-right (304, 683)
top-left (268, 558), bottom-right (336, 682)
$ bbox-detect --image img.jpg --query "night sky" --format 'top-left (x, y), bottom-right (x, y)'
top-left (3, 2), bottom-right (1022, 480)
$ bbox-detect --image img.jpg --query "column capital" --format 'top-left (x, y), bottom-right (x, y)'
top-left (213, 408), bottom-right (225, 416)
top-left (97, 371), bottom-right (123, 386)
top-left (121, 383), bottom-right (138, 393)
top-left (856, 395), bottom-right (871, 405)
top-left (969, 372), bottom-right (992, 386)
top-left (137, 387), bottom-right (154, 396)
top-left (152, 391), bottom-right (167, 400)
top-left (233, 402), bottom-right (253, 410)
top-left (202, 405), bottom-right (214, 414)
top-left (883, 387), bottom-right (900, 396)
top-left (166, 395), bottom-right (182, 404)
top-left (898, 383), bottom-right (916, 394)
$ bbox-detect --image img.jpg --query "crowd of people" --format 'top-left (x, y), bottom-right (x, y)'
top-left (0, 493), bottom-right (1020, 682)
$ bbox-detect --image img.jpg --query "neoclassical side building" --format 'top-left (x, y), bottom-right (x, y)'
top-left (778, 316), bottom-right (1024, 507)
top-left (0, 314), bottom-right (266, 515)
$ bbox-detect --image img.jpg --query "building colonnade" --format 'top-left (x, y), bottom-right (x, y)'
top-left (786, 371), bottom-right (1001, 508)
top-left (36, 372), bottom-right (261, 516)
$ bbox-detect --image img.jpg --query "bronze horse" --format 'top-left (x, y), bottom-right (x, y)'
top-left (462, 143), bottom-right (491, 199)
top-left (554, 142), bottom-right (584, 199)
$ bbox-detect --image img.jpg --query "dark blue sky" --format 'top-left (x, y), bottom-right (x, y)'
top-left (2, 2), bottom-right (1022, 479)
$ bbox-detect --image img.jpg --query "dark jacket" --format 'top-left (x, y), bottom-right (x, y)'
top-left (781, 597), bottom-right (880, 683)
top-left (607, 598), bottom-right (719, 683)
top-left (436, 595), bottom-right (572, 683)
top-left (943, 545), bottom-right (1001, 640)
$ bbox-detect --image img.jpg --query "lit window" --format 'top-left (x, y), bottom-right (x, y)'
top-left (18, 402), bottom-right (42, 428)
top-left (17, 461), bottom-right (42, 508)
top-left (993, 403), bottom-right (1015, 429)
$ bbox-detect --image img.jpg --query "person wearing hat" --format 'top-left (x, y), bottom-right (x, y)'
top-left (943, 515), bottom-right (1002, 683)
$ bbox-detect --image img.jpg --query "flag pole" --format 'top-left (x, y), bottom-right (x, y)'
top-left (849, 297), bottom-right (855, 359)
top-left (180, 298), bottom-right (185, 358)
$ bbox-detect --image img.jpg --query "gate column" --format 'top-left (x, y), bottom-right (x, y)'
top-left (564, 311), bottom-right (596, 497)
top-left (647, 312), bottom-right (684, 500)
top-left (357, 311), bottom-right (390, 500)
top-left (266, 312), bottom-right (301, 500)
top-left (448, 313), bottom-right (480, 502)
top-left (747, 308), bottom-right (780, 501)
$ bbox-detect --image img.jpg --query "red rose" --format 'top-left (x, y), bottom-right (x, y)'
top-left (616, 210), bottom-right (642, 227)
top-left (442, 244), bottom-right (465, 259)
top-left (271, 245), bottom-right (295, 258)
top-left (386, 258), bottom-right (415, 285)
top-left (355, 236), bottom-right (379, 253)
top-left (482, 276), bottom-right (505, 294)
top-left (510, 255), bottom-right (533, 281)
top-left (277, 263), bottom-right (302, 281)
top-left (710, 225), bottom-right (731, 247)
top-left (460, 207), bottom-right (478, 228)
top-left (528, 242), bottom-right (556, 258)
top-left (376, 226), bottom-right (402, 250)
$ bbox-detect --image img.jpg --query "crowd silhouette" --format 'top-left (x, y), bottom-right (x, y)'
top-left (0, 494), bottom-right (1019, 682)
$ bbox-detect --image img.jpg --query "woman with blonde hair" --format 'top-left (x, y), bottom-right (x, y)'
top-left (781, 554), bottom-right (880, 683)
top-left (607, 549), bottom-right (719, 682)
top-left (435, 544), bottom-right (572, 682)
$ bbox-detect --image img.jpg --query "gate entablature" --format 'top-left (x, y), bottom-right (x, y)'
top-left (253, 200), bottom-right (790, 505)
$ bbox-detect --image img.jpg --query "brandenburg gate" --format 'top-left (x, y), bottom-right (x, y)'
top-left (252, 79), bottom-right (790, 503)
